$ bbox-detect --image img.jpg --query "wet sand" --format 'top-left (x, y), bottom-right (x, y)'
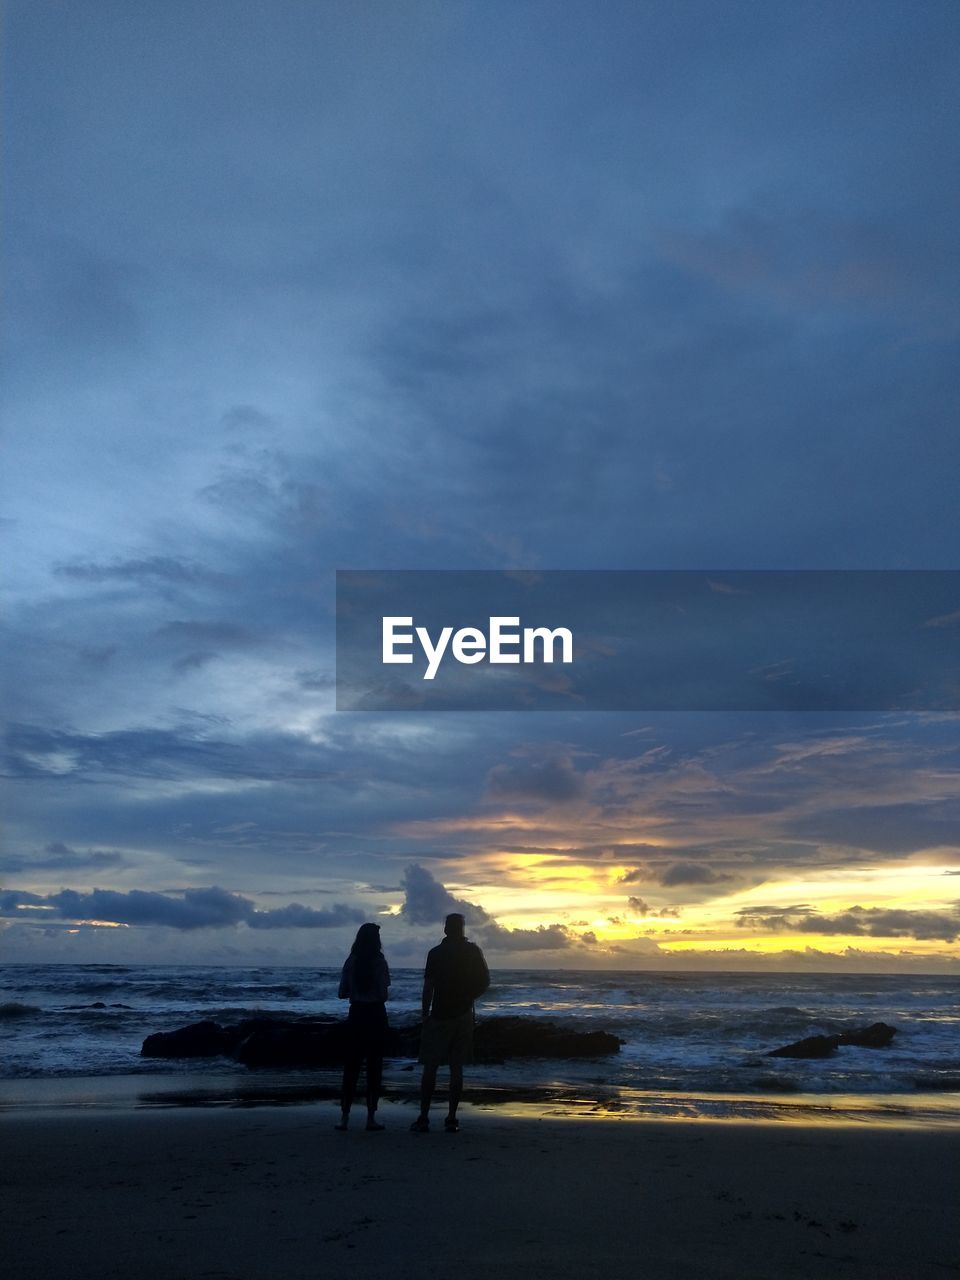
top-left (4, 1102), bottom-right (959, 1279)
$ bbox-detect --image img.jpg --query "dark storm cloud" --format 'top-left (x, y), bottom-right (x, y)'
top-left (398, 864), bottom-right (489, 927)
top-left (4, 1), bottom-right (960, 962)
top-left (8, 1), bottom-right (959, 573)
top-left (0, 886), bottom-right (364, 931)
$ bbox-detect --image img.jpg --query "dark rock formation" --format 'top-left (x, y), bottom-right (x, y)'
top-left (767, 1034), bottom-right (840, 1059)
top-left (235, 1019), bottom-right (351, 1067)
top-left (141, 1014), bottom-right (623, 1067)
top-left (767, 1022), bottom-right (897, 1059)
top-left (837, 1022), bottom-right (897, 1049)
top-left (141, 1020), bottom-right (238, 1059)
top-left (474, 1016), bottom-right (622, 1062)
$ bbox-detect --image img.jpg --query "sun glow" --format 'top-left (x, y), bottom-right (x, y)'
top-left (445, 854), bottom-right (960, 959)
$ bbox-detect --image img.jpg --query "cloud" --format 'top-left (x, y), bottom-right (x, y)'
top-left (172, 651), bottom-right (220, 672)
top-left (486, 754), bottom-right (585, 803)
top-left (245, 902), bottom-right (366, 930)
top-left (3, 722), bottom-right (333, 785)
top-left (789, 803), bottom-right (960, 856)
top-left (220, 405), bottom-right (275, 432)
top-left (398, 864), bottom-right (489, 927)
top-left (659, 205), bottom-right (954, 321)
top-left (658, 862), bottom-right (731, 887)
top-left (479, 921), bottom-right (572, 952)
top-left (618, 865), bottom-right (653, 884)
top-left (155, 621), bottom-right (256, 646)
top-left (296, 669), bottom-right (335, 692)
top-left (2, 842), bottom-right (128, 874)
top-left (923, 609), bottom-right (960, 629)
top-left (5, 4), bottom-right (960, 966)
top-left (736, 903), bottom-right (960, 943)
top-left (396, 865), bottom-right (572, 950)
top-left (0, 886), bottom-right (364, 931)
top-left (54, 557), bottom-right (222, 586)
top-left (627, 896), bottom-right (679, 918)
top-left (620, 861), bottom-right (731, 887)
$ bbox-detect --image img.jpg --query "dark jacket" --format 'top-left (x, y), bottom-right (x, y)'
top-left (424, 936), bottom-right (490, 1020)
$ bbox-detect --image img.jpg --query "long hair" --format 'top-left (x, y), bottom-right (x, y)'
top-left (349, 922), bottom-right (383, 991)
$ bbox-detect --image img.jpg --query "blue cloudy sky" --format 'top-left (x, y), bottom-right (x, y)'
top-left (3, 0), bottom-right (959, 969)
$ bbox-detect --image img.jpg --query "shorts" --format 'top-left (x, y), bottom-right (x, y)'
top-left (417, 1009), bottom-right (475, 1066)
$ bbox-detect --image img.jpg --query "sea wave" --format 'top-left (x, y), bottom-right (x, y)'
top-left (0, 1002), bottom-right (41, 1018)
top-left (1, 965), bottom-right (957, 1096)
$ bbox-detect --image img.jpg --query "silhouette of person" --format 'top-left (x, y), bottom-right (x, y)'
top-left (410, 912), bottom-right (489, 1133)
top-left (336, 922), bottom-right (390, 1131)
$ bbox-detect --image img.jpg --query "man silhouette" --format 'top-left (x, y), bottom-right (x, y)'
top-left (410, 912), bottom-right (490, 1133)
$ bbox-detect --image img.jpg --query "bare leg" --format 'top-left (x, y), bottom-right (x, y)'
top-left (365, 1052), bottom-right (385, 1129)
top-left (338, 1050), bottom-right (362, 1129)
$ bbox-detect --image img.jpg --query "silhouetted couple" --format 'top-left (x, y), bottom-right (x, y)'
top-left (336, 913), bottom-right (490, 1133)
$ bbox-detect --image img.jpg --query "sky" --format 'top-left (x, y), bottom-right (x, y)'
top-left (2, 0), bottom-right (959, 971)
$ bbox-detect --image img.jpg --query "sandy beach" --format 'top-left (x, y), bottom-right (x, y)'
top-left (4, 1103), bottom-right (959, 1280)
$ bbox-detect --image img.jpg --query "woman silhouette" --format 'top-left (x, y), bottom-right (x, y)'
top-left (336, 922), bottom-right (390, 1130)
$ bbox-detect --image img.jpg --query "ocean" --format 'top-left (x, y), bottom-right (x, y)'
top-left (2, 965), bottom-right (958, 1120)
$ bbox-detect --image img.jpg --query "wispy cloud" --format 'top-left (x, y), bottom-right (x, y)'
top-left (54, 557), bottom-right (224, 586)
